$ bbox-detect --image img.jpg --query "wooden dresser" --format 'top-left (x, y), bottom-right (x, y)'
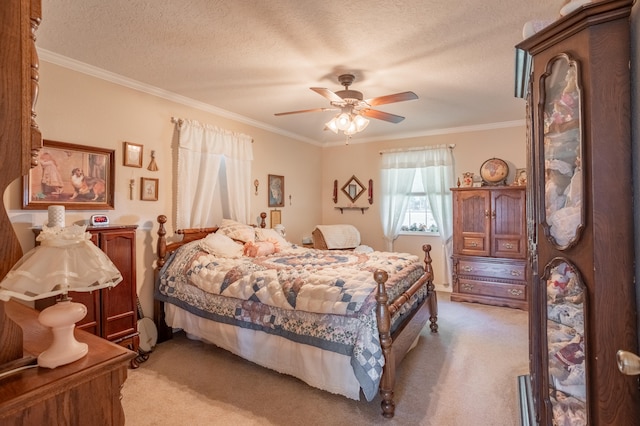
top-left (0, 300), bottom-right (135, 425)
top-left (451, 186), bottom-right (527, 310)
top-left (35, 226), bottom-right (140, 365)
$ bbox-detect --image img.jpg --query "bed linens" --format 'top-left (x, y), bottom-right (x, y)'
top-left (156, 241), bottom-right (427, 401)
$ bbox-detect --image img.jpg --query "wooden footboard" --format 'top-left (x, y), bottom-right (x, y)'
top-left (374, 244), bottom-right (438, 418)
top-left (153, 216), bottom-right (438, 418)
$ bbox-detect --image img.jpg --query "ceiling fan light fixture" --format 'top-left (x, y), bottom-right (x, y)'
top-left (325, 118), bottom-right (339, 134)
top-left (335, 112), bottom-right (352, 131)
top-left (353, 114), bottom-right (369, 132)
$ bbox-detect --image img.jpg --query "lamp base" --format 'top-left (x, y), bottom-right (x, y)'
top-left (37, 300), bottom-right (88, 369)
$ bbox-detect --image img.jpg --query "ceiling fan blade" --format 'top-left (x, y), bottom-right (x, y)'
top-left (274, 107), bottom-right (337, 116)
top-left (365, 91), bottom-right (418, 106)
top-left (361, 109), bottom-right (406, 123)
top-left (310, 87), bottom-right (345, 103)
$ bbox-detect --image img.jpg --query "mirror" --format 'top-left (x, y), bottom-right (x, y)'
top-left (341, 175), bottom-right (366, 203)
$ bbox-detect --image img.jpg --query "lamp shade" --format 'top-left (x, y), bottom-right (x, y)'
top-left (0, 224), bottom-right (123, 302)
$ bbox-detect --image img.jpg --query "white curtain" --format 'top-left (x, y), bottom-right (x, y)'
top-left (380, 146), bottom-right (455, 280)
top-left (177, 119), bottom-right (253, 229)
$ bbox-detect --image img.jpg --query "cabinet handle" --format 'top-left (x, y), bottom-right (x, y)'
top-left (505, 243), bottom-right (514, 249)
top-left (491, 210), bottom-right (496, 219)
top-left (462, 266), bottom-right (473, 272)
top-left (470, 242), bottom-right (478, 247)
top-left (617, 350), bottom-right (640, 376)
top-left (484, 210), bottom-right (490, 218)
top-left (508, 288), bottom-right (523, 296)
top-left (462, 283), bottom-right (474, 291)
top-left (510, 270), bottom-right (521, 276)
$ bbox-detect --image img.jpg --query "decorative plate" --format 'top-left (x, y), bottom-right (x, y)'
top-left (480, 158), bottom-right (509, 185)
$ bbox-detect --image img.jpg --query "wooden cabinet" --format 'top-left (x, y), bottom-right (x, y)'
top-left (517, 1), bottom-right (640, 424)
top-left (1, 300), bottom-right (135, 425)
top-left (35, 226), bottom-right (140, 362)
top-left (0, 0), bottom-right (42, 369)
top-left (451, 187), bottom-right (527, 310)
top-left (0, 0), bottom-right (42, 281)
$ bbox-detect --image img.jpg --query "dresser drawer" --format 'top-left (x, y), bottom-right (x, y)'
top-left (456, 258), bottom-right (526, 281)
top-left (457, 278), bottom-right (527, 301)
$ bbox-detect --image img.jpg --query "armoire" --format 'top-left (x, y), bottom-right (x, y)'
top-left (516, 0), bottom-right (640, 424)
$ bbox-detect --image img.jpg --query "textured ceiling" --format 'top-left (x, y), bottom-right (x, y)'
top-left (37, 0), bottom-right (566, 145)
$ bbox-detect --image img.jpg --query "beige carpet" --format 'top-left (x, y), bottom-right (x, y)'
top-left (121, 293), bottom-right (528, 425)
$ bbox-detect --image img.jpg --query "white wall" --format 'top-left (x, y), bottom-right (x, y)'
top-left (2, 54), bottom-right (552, 309)
top-left (5, 61), bottom-right (323, 316)
top-left (320, 124), bottom-right (527, 290)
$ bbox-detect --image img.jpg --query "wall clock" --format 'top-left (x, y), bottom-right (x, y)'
top-left (479, 158), bottom-right (509, 185)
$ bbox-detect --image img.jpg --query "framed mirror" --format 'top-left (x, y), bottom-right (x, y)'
top-left (341, 175), bottom-right (366, 203)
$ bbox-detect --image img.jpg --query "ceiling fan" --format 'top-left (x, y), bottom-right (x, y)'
top-left (275, 74), bottom-right (418, 135)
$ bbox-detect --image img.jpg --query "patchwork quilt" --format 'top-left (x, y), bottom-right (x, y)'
top-left (156, 241), bottom-right (427, 401)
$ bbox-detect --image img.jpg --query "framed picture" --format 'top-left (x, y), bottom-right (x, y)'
top-left (270, 210), bottom-right (281, 228)
top-left (23, 140), bottom-right (115, 210)
top-left (141, 177), bottom-right (159, 201)
top-left (268, 174), bottom-right (284, 207)
top-left (514, 168), bottom-right (527, 186)
top-left (123, 141), bottom-right (143, 168)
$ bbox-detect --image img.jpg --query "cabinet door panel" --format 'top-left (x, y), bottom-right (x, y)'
top-left (454, 190), bottom-right (490, 256)
top-left (491, 190), bottom-right (526, 258)
top-left (98, 230), bottom-right (137, 342)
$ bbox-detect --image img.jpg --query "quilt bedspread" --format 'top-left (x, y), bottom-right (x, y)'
top-left (156, 241), bottom-right (427, 401)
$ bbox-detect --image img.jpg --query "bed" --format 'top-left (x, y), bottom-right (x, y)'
top-left (153, 214), bottom-right (438, 418)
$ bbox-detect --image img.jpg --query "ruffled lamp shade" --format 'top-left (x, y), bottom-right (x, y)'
top-left (0, 224), bottom-right (123, 368)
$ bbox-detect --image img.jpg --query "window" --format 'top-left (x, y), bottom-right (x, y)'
top-left (400, 169), bottom-right (439, 234)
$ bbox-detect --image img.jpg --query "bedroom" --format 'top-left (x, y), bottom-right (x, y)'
top-left (1, 0), bottom-right (640, 424)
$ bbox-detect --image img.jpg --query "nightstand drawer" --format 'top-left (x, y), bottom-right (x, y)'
top-left (457, 258), bottom-right (526, 281)
top-left (457, 278), bottom-right (527, 301)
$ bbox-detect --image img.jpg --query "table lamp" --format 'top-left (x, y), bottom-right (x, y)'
top-left (0, 224), bottom-right (122, 369)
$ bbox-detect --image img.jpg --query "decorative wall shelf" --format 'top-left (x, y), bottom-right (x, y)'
top-left (335, 207), bottom-right (368, 214)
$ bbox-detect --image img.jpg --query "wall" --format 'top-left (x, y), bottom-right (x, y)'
top-left (320, 124), bottom-right (527, 290)
top-left (4, 60), bottom-right (323, 316)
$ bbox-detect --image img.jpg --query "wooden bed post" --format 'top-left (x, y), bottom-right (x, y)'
top-left (154, 215), bottom-right (172, 342)
top-left (422, 244), bottom-right (438, 333)
top-left (374, 269), bottom-right (395, 418)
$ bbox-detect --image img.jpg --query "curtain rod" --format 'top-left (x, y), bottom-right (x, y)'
top-left (379, 144), bottom-right (455, 155)
top-left (170, 116), bottom-right (254, 143)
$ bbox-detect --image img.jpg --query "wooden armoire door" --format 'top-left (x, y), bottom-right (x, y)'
top-left (453, 189), bottom-right (491, 257)
top-left (517, 1), bottom-right (639, 424)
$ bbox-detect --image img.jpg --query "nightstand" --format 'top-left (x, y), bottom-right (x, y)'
top-left (0, 300), bottom-right (136, 425)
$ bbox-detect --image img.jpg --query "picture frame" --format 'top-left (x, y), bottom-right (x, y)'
top-left (270, 210), bottom-right (281, 228)
top-left (268, 174), bottom-right (284, 207)
top-left (140, 177), bottom-right (159, 201)
top-left (514, 168), bottom-right (527, 186)
top-left (23, 139), bottom-right (115, 210)
top-left (123, 141), bottom-right (143, 168)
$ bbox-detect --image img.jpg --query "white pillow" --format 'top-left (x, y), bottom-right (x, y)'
top-left (200, 232), bottom-right (244, 258)
top-left (255, 228), bottom-right (290, 248)
top-left (217, 219), bottom-right (256, 243)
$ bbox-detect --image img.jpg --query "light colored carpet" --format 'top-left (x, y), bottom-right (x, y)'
top-left (121, 293), bottom-right (528, 425)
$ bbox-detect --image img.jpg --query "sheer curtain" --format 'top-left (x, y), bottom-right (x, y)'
top-left (380, 145), bottom-right (455, 278)
top-left (177, 119), bottom-right (253, 229)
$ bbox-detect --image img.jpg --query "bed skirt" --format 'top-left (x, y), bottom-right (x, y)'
top-left (165, 303), bottom-right (363, 399)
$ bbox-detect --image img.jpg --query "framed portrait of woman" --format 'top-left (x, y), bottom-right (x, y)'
top-left (268, 174), bottom-right (284, 208)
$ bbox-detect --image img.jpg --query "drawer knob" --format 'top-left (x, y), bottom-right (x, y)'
top-left (462, 266), bottom-right (473, 272)
top-left (510, 270), bottom-right (521, 276)
top-left (508, 288), bottom-right (523, 296)
top-left (505, 243), bottom-right (514, 249)
top-left (470, 242), bottom-right (478, 247)
top-left (462, 283), bottom-right (474, 291)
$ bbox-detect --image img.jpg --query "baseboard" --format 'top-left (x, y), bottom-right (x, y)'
top-left (518, 374), bottom-right (536, 426)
